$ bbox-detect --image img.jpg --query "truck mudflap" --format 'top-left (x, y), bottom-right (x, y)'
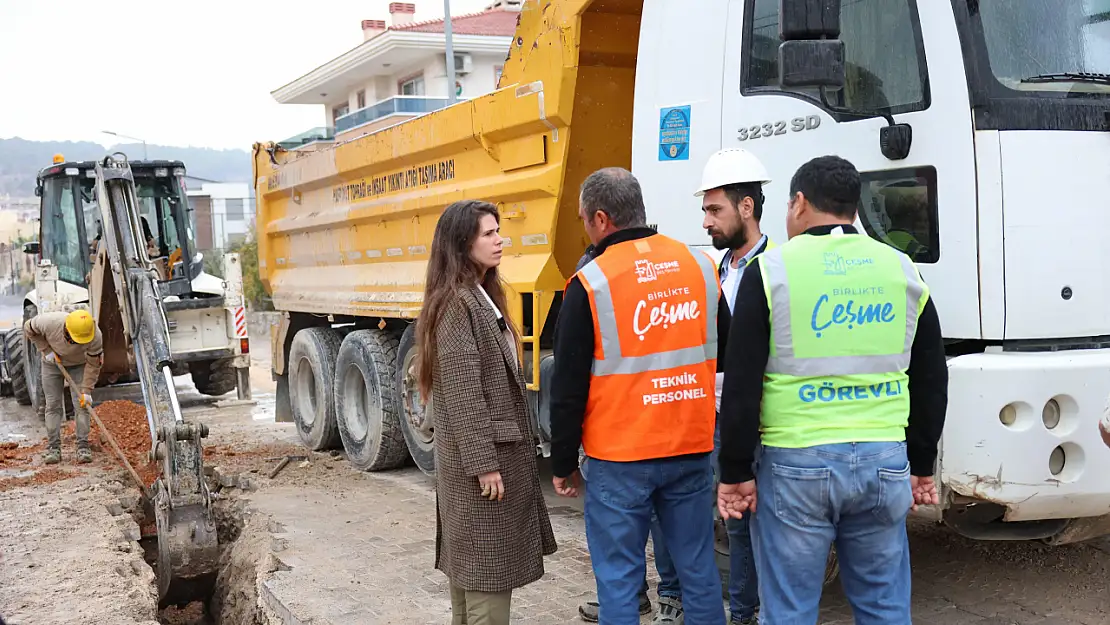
top-left (940, 349), bottom-right (1110, 534)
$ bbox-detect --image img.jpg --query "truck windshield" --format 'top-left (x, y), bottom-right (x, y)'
top-left (978, 1), bottom-right (1110, 94)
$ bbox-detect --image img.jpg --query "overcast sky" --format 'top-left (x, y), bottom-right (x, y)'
top-left (0, 0), bottom-right (493, 151)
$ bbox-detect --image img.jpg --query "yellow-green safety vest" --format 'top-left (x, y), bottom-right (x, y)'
top-left (756, 230), bottom-right (930, 448)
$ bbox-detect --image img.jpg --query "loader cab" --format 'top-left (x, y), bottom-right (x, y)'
top-left (35, 159), bottom-right (200, 290)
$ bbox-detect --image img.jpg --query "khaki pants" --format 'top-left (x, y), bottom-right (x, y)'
top-left (449, 583), bottom-right (511, 625)
top-left (42, 363), bottom-right (89, 450)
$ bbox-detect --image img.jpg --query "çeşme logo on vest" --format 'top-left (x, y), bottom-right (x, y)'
top-left (810, 286), bottom-right (897, 338)
top-left (799, 380), bottom-right (904, 403)
top-left (634, 287), bottom-right (701, 342)
top-left (822, 252), bottom-right (874, 276)
top-left (635, 258), bottom-right (681, 283)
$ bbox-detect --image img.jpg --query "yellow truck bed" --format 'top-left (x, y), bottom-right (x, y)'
top-left (254, 0), bottom-right (641, 379)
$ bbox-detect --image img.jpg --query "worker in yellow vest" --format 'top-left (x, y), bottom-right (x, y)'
top-left (551, 167), bottom-right (728, 625)
top-left (717, 156), bottom-right (949, 624)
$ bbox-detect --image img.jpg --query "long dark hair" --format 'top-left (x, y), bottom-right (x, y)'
top-left (416, 200), bottom-right (517, 398)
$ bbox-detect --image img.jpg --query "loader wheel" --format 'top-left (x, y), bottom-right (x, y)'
top-left (190, 359), bottom-right (237, 397)
top-left (6, 329), bottom-right (30, 405)
top-left (288, 327), bottom-right (342, 451)
top-left (333, 329), bottom-right (409, 471)
top-left (395, 323), bottom-right (436, 476)
top-left (23, 304), bottom-right (41, 414)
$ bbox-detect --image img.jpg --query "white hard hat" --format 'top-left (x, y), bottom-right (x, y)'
top-left (694, 148), bottom-right (772, 196)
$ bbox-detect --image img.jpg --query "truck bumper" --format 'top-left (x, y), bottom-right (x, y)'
top-left (942, 348), bottom-right (1110, 522)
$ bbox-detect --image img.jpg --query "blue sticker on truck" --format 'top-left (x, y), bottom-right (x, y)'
top-left (659, 105), bottom-right (691, 161)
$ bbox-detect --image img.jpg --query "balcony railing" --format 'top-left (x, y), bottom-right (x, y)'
top-left (334, 96), bottom-right (460, 133)
top-left (276, 127), bottom-right (335, 150)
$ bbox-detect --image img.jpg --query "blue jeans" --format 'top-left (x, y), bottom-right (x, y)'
top-left (752, 442), bottom-right (913, 625)
top-left (709, 418), bottom-right (760, 621)
top-left (583, 455), bottom-right (726, 625)
top-left (581, 459), bottom-right (681, 600)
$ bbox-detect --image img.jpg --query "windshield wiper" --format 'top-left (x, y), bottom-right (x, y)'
top-left (1021, 72), bottom-right (1110, 85)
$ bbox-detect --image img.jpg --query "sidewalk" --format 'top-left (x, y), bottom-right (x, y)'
top-left (247, 467), bottom-right (644, 625)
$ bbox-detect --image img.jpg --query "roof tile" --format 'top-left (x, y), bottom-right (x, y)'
top-left (390, 9), bottom-right (519, 37)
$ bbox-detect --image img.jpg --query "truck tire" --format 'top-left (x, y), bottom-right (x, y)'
top-left (190, 359), bottom-right (237, 397)
top-left (395, 323), bottom-right (436, 475)
top-left (5, 329), bottom-right (30, 405)
top-left (333, 329), bottom-right (410, 471)
top-left (288, 327), bottom-right (342, 451)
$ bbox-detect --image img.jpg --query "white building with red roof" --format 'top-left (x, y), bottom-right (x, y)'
top-left (272, 1), bottom-right (521, 148)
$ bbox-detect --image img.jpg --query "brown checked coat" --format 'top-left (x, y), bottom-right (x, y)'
top-left (431, 286), bottom-right (557, 593)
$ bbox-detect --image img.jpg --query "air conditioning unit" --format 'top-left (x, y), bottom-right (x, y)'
top-left (453, 53), bottom-right (473, 74)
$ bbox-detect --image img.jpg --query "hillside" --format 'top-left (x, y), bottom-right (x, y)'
top-left (0, 137), bottom-right (251, 197)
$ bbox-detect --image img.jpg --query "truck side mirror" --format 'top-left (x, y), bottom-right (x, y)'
top-left (23, 241), bottom-right (40, 255)
top-left (34, 186), bottom-right (42, 197)
top-left (778, 0), bottom-right (845, 89)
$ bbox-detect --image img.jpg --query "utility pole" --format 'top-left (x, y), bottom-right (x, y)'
top-left (102, 130), bottom-right (149, 160)
top-left (444, 0), bottom-right (457, 105)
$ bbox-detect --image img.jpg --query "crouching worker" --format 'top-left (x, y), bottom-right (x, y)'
top-left (24, 310), bottom-right (103, 465)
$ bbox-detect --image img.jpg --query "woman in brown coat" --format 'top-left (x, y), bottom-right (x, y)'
top-left (416, 199), bottom-right (557, 625)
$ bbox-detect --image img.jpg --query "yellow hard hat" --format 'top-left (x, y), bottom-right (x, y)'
top-left (65, 310), bottom-right (96, 344)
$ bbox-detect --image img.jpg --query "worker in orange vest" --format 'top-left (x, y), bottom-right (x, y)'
top-left (551, 167), bottom-right (729, 625)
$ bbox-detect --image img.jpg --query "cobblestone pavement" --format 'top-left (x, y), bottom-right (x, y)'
top-left (241, 460), bottom-right (1110, 625)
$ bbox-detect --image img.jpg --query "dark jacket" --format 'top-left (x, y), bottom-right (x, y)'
top-left (717, 224), bottom-right (949, 484)
top-left (549, 228), bottom-right (731, 478)
top-left (432, 285), bottom-right (557, 592)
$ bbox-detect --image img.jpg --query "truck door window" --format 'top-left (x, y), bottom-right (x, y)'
top-left (743, 0), bottom-right (929, 116)
top-left (41, 176), bottom-right (87, 286)
top-left (857, 167), bottom-right (939, 264)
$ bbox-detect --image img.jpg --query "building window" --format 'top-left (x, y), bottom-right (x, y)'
top-left (225, 198), bottom-right (245, 222)
top-left (857, 167), bottom-right (939, 264)
top-left (399, 75), bottom-right (426, 96)
top-left (742, 0), bottom-right (930, 117)
top-left (356, 89), bottom-right (366, 109)
top-left (494, 65), bottom-right (504, 87)
top-left (332, 103), bottom-right (350, 124)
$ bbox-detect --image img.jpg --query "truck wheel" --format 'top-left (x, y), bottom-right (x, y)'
top-left (333, 329), bottom-right (410, 471)
top-left (6, 329), bottom-right (30, 405)
top-left (190, 359), bottom-right (237, 396)
top-left (288, 327), bottom-right (342, 450)
top-left (395, 323), bottom-right (436, 475)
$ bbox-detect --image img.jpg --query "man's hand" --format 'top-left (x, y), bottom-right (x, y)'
top-left (718, 480), bottom-right (757, 519)
top-left (553, 470), bottom-right (582, 498)
top-left (478, 471), bottom-right (504, 501)
top-left (42, 352), bottom-right (56, 364)
top-left (78, 393), bottom-right (93, 409)
top-left (910, 475), bottom-right (938, 511)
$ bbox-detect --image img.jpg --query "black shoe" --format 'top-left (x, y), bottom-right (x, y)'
top-left (578, 595), bottom-right (652, 622)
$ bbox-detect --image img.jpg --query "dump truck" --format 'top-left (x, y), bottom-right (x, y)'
top-left (253, 0), bottom-right (1110, 548)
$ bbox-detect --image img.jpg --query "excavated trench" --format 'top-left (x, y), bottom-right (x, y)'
top-left (124, 484), bottom-right (274, 625)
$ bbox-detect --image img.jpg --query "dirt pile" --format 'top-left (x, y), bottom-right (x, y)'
top-left (0, 467), bottom-right (74, 491)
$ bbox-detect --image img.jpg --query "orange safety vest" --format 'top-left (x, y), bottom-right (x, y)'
top-left (574, 233), bottom-right (720, 462)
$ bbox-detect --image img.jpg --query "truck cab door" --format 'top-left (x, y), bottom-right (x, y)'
top-left (721, 0), bottom-right (981, 339)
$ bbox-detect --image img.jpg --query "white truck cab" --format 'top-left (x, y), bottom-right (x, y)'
top-left (633, 0), bottom-right (1110, 543)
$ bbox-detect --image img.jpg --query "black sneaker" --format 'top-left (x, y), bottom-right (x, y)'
top-left (732, 614), bottom-right (758, 624)
top-left (578, 594), bottom-right (652, 622)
